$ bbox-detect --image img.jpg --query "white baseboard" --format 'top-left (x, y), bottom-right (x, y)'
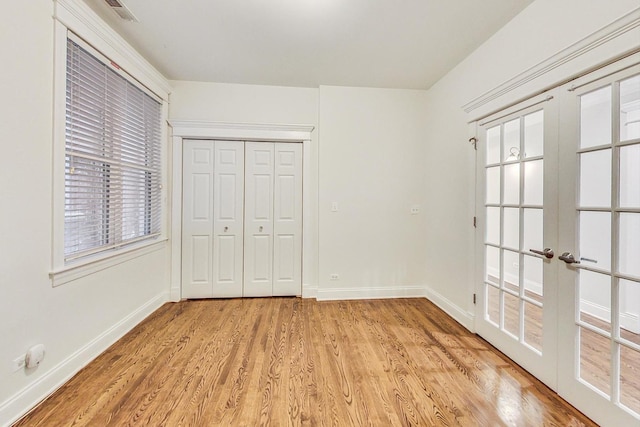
top-left (581, 299), bottom-right (640, 334)
top-left (170, 285), bottom-right (181, 302)
top-left (0, 291), bottom-right (169, 427)
top-left (316, 285), bottom-right (425, 301)
top-left (302, 283), bottom-right (317, 299)
top-left (424, 286), bottom-right (475, 332)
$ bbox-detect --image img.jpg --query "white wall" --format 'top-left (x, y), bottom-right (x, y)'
top-left (0, 2), bottom-right (170, 425)
top-left (318, 86), bottom-right (428, 299)
top-left (422, 0), bottom-right (640, 325)
top-left (169, 81), bottom-right (320, 294)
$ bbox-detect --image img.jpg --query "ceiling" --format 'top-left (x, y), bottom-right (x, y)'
top-left (83, 0), bottom-right (534, 90)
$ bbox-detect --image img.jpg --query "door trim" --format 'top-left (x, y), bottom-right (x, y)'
top-left (170, 121), bottom-right (314, 301)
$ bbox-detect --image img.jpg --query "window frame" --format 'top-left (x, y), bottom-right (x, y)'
top-left (51, 9), bottom-right (169, 286)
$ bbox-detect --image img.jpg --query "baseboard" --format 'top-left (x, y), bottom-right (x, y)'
top-left (0, 291), bottom-right (169, 427)
top-left (170, 285), bottom-right (181, 302)
top-left (316, 285), bottom-right (425, 301)
top-left (302, 283), bottom-right (317, 299)
top-left (424, 286), bottom-right (475, 332)
top-left (581, 300), bottom-right (640, 334)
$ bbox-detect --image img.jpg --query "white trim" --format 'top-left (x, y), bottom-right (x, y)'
top-left (50, 240), bottom-right (167, 286)
top-left (170, 122), bottom-right (315, 300)
top-left (424, 285), bottom-right (475, 332)
top-left (302, 284), bottom-right (318, 299)
top-left (0, 292), bottom-right (169, 427)
top-left (581, 300), bottom-right (640, 335)
top-left (170, 120), bottom-right (315, 142)
top-left (54, 0), bottom-right (171, 99)
top-left (316, 286), bottom-right (425, 301)
top-left (463, 7), bottom-right (640, 119)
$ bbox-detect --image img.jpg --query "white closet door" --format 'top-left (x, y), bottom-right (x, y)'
top-left (213, 141), bottom-right (244, 297)
top-left (243, 142), bottom-right (275, 297)
top-left (273, 143), bottom-right (303, 296)
top-left (182, 140), bottom-right (215, 298)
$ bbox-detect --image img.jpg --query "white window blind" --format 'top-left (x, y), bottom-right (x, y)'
top-left (64, 37), bottom-right (162, 261)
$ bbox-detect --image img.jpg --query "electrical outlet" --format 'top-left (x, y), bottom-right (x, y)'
top-left (410, 205), bottom-right (420, 215)
top-left (331, 202), bottom-right (338, 212)
top-left (12, 355), bottom-right (25, 372)
top-left (329, 274), bottom-right (339, 280)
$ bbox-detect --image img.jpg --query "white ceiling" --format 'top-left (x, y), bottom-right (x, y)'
top-left (83, 0), bottom-right (534, 90)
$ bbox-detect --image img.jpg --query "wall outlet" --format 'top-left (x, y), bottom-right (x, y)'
top-left (410, 205), bottom-right (420, 215)
top-left (331, 202), bottom-right (338, 212)
top-left (329, 274), bottom-right (339, 280)
top-left (12, 355), bottom-right (25, 372)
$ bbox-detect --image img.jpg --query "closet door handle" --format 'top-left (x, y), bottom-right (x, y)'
top-left (224, 226), bottom-right (228, 232)
top-left (259, 226), bottom-right (263, 232)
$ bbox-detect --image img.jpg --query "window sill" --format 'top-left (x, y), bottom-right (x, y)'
top-left (50, 238), bottom-right (168, 287)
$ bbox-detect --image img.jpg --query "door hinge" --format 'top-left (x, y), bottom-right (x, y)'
top-left (473, 216), bottom-right (477, 228)
top-left (473, 293), bottom-right (477, 305)
top-left (469, 137), bottom-right (477, 150)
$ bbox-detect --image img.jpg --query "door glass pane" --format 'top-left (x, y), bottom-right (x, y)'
top-left (486, 245), bottom-right (500, 286)
top-left (503, 207), bottom-right (520, 250)
top-left (581, 86), bottom-right (612, 149)
top-left (620, 74), bottom-right (640, 142)
top-left (620, 144), bottom-right (640, 208)
top-left (524, 159), bottom-right (543, 206)
top-left (504, 292), bottom-right (520, 338)
top-left (579, 149), bottom-right (611, 208)
top-left (524, 109), bottom-right (544, 158)
top-left (619, 213), bottom-right (640, 278)
top-left (523, 208), bottom-right (543, 253)
top-left (487, 125), bottom-right (501, 164)
top-left (524, 301), bottom-right (543, 352)
top-left (486, 284), bottom-right (500, 326)
top-left (503, 118), bottom-right (521, 162)
top-left (504, 163), bottom-right (520, 205)
top-left (486, 207), bottom-right (500, 245)
top-left (620, 344), bottom-right (640, 415)
top-left (503, 249), bottom-right (520, 293)
top-left (619, 279), bottom-right (640, 346)
top-left (579, 327), bottom-right (611, 396)
top-left (579, 269), bottom-right (611, 333)
top-left (523, 255), bottom-right (543, 302)
top-left (579, 211), bottom-right (611, 271)
top-left (486, 166), bottom-right (500, 204)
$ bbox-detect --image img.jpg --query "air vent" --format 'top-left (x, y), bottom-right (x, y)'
top-left (104, 0), bottom-right (139, 22)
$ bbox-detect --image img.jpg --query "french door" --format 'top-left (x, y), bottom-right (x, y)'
top-left (475, 94), bottom-right (559, 388)
top-left (557, 63), bottom-right (640, 427)
top-left (476, 58), bottom-right (640, 426)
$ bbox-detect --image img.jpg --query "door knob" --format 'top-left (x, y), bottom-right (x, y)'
top-left (559, 252), bottom-right (581, 264)
top-left (224, 226), bottom-right (228, 232)
top-left (259, 226), bottom-right (263, 232)
top-left (529, 248), bottom-right (554, 259)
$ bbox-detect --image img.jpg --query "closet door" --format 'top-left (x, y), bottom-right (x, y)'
top-left (212, 141), bottom-right (244, 297)
top-left (182, 140), bottom-right (215, 298)
top-left (273, 143), bottom-right (303, 296)
top-left (244, 142), bottom-right (275, 297)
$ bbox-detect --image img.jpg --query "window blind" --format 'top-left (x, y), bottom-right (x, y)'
top-left (64, 37), bottom-right (162, 261)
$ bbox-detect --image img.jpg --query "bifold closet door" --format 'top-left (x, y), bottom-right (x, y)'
top-left (182, 140), bottom-right (244, 298)
top-left (244, 142), bottom-right (302, 297)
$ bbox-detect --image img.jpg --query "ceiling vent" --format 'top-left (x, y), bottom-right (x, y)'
top-left (104, 0), bottom-right (139, 22)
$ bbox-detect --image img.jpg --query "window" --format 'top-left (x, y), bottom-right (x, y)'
top-left (64, 37), bottom-right (162, 262)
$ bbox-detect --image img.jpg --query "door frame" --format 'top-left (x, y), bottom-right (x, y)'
top-left (169, 121), bottom-right (314, 301)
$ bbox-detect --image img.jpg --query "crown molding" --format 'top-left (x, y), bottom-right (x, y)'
top-left (462, 7), bottom-right (640, 116)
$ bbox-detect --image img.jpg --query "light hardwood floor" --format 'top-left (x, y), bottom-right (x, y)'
top-left (16, 298), bottom-right (597, 426)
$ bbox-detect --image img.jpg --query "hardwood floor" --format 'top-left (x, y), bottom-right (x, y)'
top-left (16, 298), bottom-right (597, 426)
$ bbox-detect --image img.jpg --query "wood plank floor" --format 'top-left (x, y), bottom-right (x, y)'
top-left (16, 298), bottom-right (597, 426)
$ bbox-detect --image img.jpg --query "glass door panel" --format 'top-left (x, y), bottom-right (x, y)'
top-left (476, 97), bottom-right (558, 388)
top-left (558, 64), bottom-right (640, 427)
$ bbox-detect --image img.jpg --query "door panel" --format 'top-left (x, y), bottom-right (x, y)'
top-left (182, 140), bottom-right (215, 298)
top-left (273, 143), bottom-right (302, 296)
top-left (476, 95), bottom-right (559, 388)
top-left (557, 64), bottom-right (640, 427)
top-left (213, 141), bottom-right (244, 297)
top-left (244, 142), bottom-right (275, 297)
